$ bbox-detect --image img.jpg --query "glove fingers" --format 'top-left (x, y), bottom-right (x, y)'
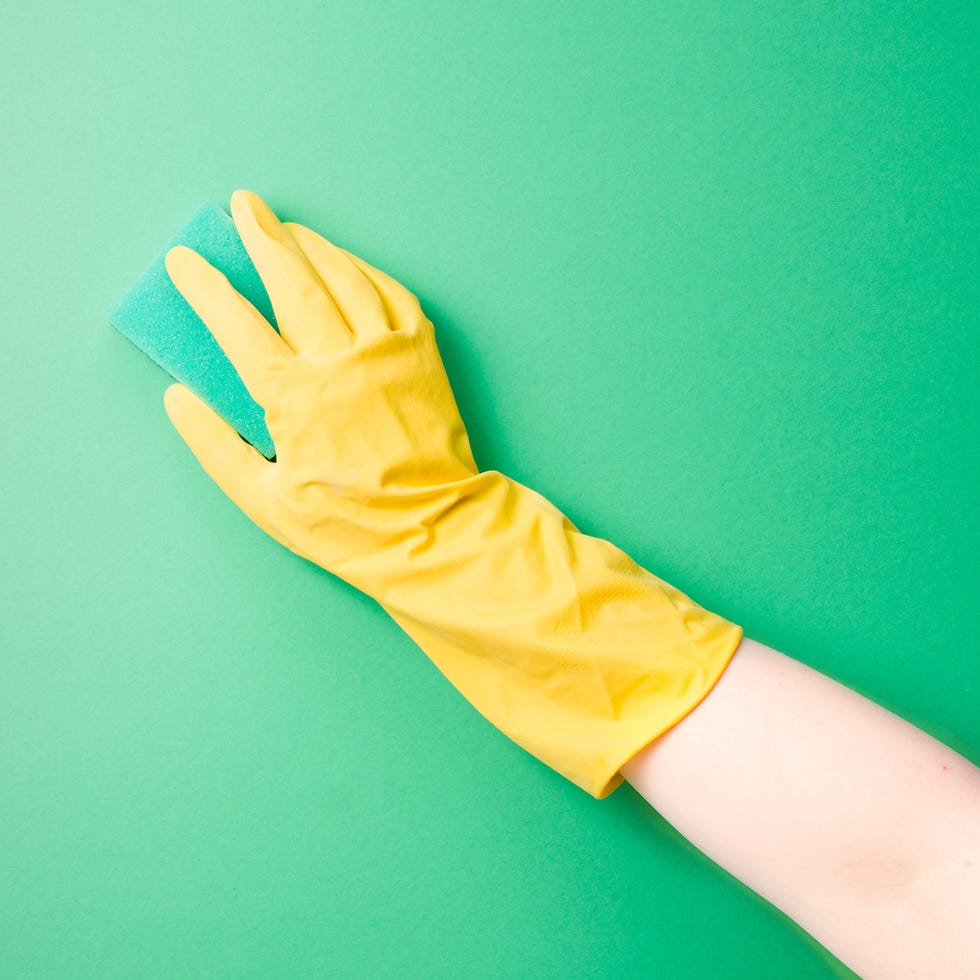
top-left (281, 222), bottom-right (390, 342)
top-left (164, 383), bottom-right (284, 542)
top-left (229, 190), bottom-right (354, 357)
top-left (336, 248), bottom-right (429, 334)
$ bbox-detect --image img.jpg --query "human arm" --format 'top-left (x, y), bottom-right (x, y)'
top-left (622, 636), bottom-right (980, 979)
top-left (161, 189), bottom-right (978, 977)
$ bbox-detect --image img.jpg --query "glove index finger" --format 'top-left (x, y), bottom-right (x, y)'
top-left (165, 245), bottom-right (292, 406)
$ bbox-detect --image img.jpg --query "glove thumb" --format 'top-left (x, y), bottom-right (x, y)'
top-left (164, 384), bottom-right (285, 545)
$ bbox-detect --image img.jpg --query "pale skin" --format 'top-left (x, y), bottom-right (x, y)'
top-left (621, 636), bottom-right (980, 979)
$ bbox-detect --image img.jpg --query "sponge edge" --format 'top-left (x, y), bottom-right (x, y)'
top-left (109, 201), bottom-right (278, 459)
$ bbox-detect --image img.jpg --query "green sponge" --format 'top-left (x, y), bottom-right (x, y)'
top-left (109, 202), bottom-right (278, 459)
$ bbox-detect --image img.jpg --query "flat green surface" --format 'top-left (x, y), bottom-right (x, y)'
top-left (1, 2), bottom-right (976, 977)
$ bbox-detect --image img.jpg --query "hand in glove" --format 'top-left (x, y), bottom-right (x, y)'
top-left (163, 190), bottom-right (743, 798)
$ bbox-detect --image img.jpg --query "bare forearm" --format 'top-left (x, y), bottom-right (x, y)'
top-left (621, 637), bottom-right (980, 979)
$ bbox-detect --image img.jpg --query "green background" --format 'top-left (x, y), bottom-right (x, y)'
top-left (1, 2), bottom-right (976, 977)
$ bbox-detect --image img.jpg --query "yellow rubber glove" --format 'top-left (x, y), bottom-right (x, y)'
top-left (163, 189), bottom-right (743, 799)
